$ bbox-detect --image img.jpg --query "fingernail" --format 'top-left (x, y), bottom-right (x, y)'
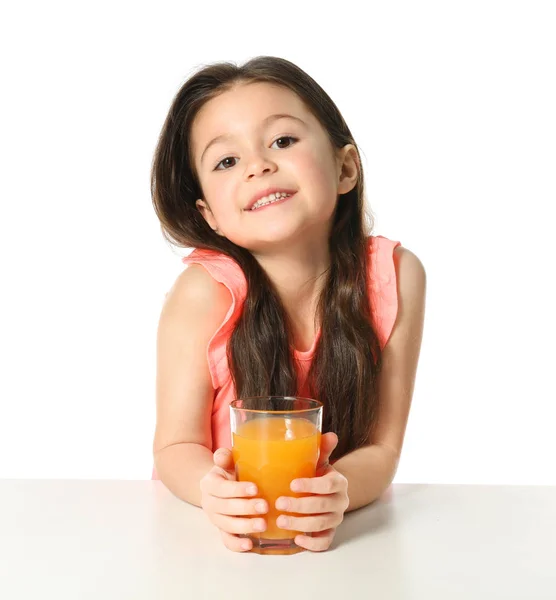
top-left (253, 519), bottom-right (266, 532)
top-left (277, 516), bottom-right (290, 528)
top-left (241, 540), bottom-right (252, 551)
top-left (247, 485), bottom-right (257, 496)
top-left (255, 501), bottom-right (267, 513)
top-left (276, 498), bottom-right (289, 510)
top-left (291, 481), bottom-right (302, 492)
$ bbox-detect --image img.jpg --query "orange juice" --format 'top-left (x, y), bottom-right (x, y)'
top-left (232, 416), bottom-right (321, 540)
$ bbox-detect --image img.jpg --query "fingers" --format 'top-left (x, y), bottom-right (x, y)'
top-left (200, 470), bottom-right (259, 499)
top-left (206, 495), bottom-right (269, 517)
top-left (212, 513), bottom-right (267, 536)
top-left (213, 448), bottom-right (235, 472)
top-left (220, 530), bottom-right (253, 553)
top-left (317, 432), bottom-right (338, 472)
top-left (295, 529), bottom-right (337, 552)
top-left (276, 511), bottom-right (343, 533)
top-left (203, 448), bottom-right (269, 554)
top-left (272, 469), bottom-right (348, 538)
top-left (276, 491), bottom-right (347, 515)
top-left (289, 470), bottom-right (348, 496)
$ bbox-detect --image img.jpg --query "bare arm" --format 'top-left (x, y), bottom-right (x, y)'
top-left (334, 245), bottom-right (427, 512)
top-left (154, 444), bottom-right (215, 507)
top-left (153, 264), bottom-right (232, 507)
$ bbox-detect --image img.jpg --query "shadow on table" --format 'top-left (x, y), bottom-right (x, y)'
top-left (332, 484), bottom-right (426, 548)
top-left (333, 505), bottom-right (392, 548)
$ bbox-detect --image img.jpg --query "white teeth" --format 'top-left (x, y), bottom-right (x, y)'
top-left (250, 192), bottom-right (292, 210)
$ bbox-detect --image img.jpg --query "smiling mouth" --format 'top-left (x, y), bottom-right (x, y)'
top-left (246, 192), bottom-right (296, 212)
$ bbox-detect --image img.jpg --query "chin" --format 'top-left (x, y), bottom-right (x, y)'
top-left (248, 229), bottom-right (322, 255)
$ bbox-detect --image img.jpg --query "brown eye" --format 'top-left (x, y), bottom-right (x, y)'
top-left (272, 136), bottom-right (298, 149)
top-left (214, 157), bottom-right (238, 171)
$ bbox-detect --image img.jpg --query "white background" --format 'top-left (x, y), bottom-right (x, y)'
top-left (1, 1), bottom-right (554, 483)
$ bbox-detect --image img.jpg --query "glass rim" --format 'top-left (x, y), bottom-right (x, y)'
top-left (230, 396), bottom-right (322, 415)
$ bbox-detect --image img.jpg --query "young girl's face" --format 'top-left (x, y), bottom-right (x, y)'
top-left (190, 81), bottom-right (354, 253)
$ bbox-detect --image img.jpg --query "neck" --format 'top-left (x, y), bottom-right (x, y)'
top-left (251, 236), bottom-right (331, 341)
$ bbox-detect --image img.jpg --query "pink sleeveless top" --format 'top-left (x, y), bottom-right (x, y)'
top-left (151, 235), bottom-right (401, 480)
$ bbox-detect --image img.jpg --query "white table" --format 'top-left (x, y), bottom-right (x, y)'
top-left (0, 480), bottom-right (554, 599)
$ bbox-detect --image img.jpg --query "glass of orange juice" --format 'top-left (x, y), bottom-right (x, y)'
top-left (230, 396), bottom-right (323, 555)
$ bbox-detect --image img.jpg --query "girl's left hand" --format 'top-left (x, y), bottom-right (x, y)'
top-left (275, 432), bottom-right (349, 552)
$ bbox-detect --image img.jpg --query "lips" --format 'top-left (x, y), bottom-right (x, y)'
top-left (247, 192), bottom-right (296, 212)
top-left (244, 187), bottom-right (297, 211)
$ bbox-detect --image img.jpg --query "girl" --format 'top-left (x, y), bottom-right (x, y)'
top-left (151, 56), bottom-right (426, 553)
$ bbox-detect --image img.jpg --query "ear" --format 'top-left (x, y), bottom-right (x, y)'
top-left (336, 144), bottom-right (359, 195)
top-left (196, 199), bottom-right (220, 233)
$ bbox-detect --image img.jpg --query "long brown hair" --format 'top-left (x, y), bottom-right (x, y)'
top-left (151, 56), bottom-right (382, 461)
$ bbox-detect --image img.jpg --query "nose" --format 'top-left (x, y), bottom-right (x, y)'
top-left (245, 151), bottom-right (277, 179)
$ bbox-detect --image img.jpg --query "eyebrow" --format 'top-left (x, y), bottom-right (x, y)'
top-left (200, 113), bottom-right (307, 165)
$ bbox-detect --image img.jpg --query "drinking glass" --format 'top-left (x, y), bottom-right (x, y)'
top-left (230, 396), bottom-right (323, 555)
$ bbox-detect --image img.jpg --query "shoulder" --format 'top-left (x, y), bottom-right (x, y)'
top-left (161, 264), bottom-right (233, 331)
top-left (175, 263), bottom-right (233, 303)
top-left (393, 245), bottom-right (426, 292)
top-left (368, 236), bottom-right (426, 312)
top-left (390, 245), bottom-right (426, 346)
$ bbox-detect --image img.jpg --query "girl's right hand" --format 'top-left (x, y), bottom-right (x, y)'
top-left (199, 447), bottom-right (268, 552)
